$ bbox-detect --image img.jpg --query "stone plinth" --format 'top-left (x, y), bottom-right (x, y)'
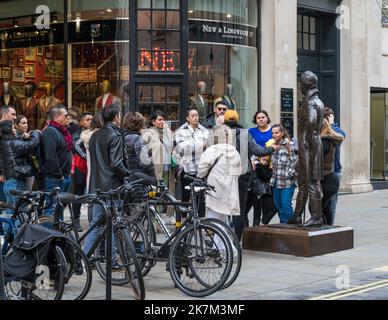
top-left (242, 224), bottom-right (354, 257)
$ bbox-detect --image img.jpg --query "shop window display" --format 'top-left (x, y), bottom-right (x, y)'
top-left (188, 44), bottom-right (257, 129)
top-left (0, 45), bottom-right (65, 129)
top-left (70, 42), bottom-right (128, 113)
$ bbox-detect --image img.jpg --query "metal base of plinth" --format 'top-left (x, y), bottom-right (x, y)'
top-left (242, 224), bottom-right (354, 257)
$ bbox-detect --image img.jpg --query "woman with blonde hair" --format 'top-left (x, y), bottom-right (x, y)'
top-left (198, 125), bottom-right (242, 253)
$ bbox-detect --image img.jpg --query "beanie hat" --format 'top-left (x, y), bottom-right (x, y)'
top-left (224, 110), bottom-right (239, 123)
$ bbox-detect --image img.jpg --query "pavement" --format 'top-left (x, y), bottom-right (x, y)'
top-left (74, 189), bottom-right (388, 300)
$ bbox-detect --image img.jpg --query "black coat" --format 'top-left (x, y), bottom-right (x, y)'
top-left (0, 131), bottom-right (40, 180)
top-left (41, 126), bottom-right (72, 179)
top-left (123, 130), bottom-right (155, 179)
top-left (89, 123), bottom-right (130, 192)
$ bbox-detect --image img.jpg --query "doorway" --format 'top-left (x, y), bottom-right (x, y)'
top-left (370, 90), bottom-right (388, 180)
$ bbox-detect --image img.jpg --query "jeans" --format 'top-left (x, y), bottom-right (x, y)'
top-left (2, 178), bottom-right (26, 242)
top-left (326, 172), bottom-right (342, 225)
top-left (0, 181), bottom-right (5, 234)
top-left (44, 176), bottom-right (72, 220)
top-left (83, 201), bottom-right (119, 261)
top-left (273, 185), bottom-right (296, 224)
top-left (3, 179), bottom-right (26, 215)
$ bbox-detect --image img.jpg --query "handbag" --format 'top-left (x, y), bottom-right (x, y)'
top-left (10, 147), bottom-right (32, 179)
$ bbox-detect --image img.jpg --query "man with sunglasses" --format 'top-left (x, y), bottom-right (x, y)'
top-left (203, 99), bottom-right (228, 129)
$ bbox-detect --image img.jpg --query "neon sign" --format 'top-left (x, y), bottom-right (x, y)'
top-left (139, 48), bottom-right (177, 71)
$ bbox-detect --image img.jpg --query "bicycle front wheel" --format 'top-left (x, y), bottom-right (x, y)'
top-left (95, 226), bottom-right (145, 300)
top-left (168, 222), bottom-right (233, 297)
top-left (203, 218), bottom-right (242, 290)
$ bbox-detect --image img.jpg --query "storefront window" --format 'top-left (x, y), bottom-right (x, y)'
top-left (0, 1), bottom-right (64, 129)
top-left (138, 84), bottom-right (180, 130)
top-left (188, 0), bottom-right (258, 128)
top-left (188, 44), bottom-right (257, 127)
top-left (69, 0), bottom-right (129, 113)
top-left (137, 0), bottom-right (180, 72)
top-left (188, 0), bottom-right (257, 26)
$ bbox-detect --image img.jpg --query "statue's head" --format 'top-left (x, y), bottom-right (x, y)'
top-left (101, 80), bottom-right (111, 94)
top-left (300, 71), bottom-right (318, 94)
top-left (44, 83), bottom-right (53, 96)
top-left (197, 81), bottom-right (206, 95)
top-left (225, 83), bottom-right (234, 97)
top-left (24, 84), bottom-right (33, 97)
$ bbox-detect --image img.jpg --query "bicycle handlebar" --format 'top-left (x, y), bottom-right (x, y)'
top-left (183, 175), bottom-right (216, 192)
top-left (9, 187), bottom-right (61, 199)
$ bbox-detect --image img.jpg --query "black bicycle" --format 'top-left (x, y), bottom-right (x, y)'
top-left (53, 181), bottom-right (146, 300)
top-left (124, 177), bottom-right (235, 297)
top-left (4, 189), bottom-right (92, 301)
top-left (0, 198), bottom-right (67, 300)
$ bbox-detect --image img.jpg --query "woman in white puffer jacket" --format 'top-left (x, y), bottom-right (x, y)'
top-left (197, 125), bottom-right (242, 249)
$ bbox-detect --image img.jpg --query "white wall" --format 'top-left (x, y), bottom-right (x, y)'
top-left (260, 0), bottom-right (297, 126)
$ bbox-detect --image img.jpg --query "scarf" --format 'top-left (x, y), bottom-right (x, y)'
top-left (49, 121), bottom-right (73, 152)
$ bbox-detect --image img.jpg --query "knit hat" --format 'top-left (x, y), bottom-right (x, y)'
top-left (224, 110), bottom-right (239, 122)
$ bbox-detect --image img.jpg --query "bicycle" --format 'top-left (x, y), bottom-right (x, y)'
top-left (0, 199), bottom-right (67, 300)
top-left (124, 177), bottom-right (235, 297)
top-left (126, 176), bottom-right (242, 291)
top-left (53, 180), bottom-right (146, 300)
top-left (5, 189), bottom-right (92, 301)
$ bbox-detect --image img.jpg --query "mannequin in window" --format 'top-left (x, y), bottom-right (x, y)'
top-left (189, 81), bottom-right (208, 122)
top-left (38, 83), bottom-right (61, 128)
top-left (95, 80), bottom-right (122, 110)
top-left (0, 81), bottom-right (16, 107)
top-left (17, 83), bottom-right (39, 130)
top-left (221, 83), bottom-right (236, 110)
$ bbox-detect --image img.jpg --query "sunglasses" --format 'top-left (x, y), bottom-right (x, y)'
top-left (217, 107), bottom-right (227, 111)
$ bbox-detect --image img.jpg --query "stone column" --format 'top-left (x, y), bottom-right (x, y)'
top-left (340, 0), bottom-right (373, 193)
top-left (260, 0), bottom-right (298, 127)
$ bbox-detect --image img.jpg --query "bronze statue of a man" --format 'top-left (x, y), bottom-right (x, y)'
top-left (288, 71), bottom-right (324, 227)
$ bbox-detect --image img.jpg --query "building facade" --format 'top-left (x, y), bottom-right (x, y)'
top-left (0, 0), bottom-right (387, 193)
top-left (0, 0), bottom-right (259, 130)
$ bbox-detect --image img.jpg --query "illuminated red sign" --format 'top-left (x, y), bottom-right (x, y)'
top-left (139, 48), bottom-right (177, 71)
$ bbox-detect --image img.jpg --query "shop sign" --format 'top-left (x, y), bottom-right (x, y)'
top-left (139, 49), bottom-right (177, 72)
top-left (189, 20), bottom-right (257, 47)
top-left (0, 26), bottom-right (63, 49)
top-left (281, 88), bottom-right (294, 137)
top-left (72, 68), bottom-right (97, 82)
top-left (120, 66), bottom-right (129, 81)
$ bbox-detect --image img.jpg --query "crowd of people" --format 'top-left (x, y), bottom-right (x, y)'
top-left (0, 98), bottom-right (346, 243)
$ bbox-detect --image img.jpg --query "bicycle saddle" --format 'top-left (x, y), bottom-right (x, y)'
top-left (57, 193), bottom-right (92, 205)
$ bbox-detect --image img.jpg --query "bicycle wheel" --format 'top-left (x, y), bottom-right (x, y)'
top-left (60, 237), bottom-right (92, 300)
top-left (203, 218), bottom-right (242, 290)
top-left (168, 222), bottom-right (233, 297)
top-left (28, 245), bottom-right (66, 300)
top-left (123, 216), bottom-right (151, 277)
top-left (94, 226), bottom-right (145, 300)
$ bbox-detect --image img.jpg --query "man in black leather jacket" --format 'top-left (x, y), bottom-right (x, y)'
top-left (83, 104), bottom-right (130, 256)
